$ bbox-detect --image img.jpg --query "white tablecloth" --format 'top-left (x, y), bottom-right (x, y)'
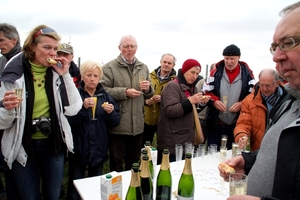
top-left (74, 151), bottom-right (231, 199)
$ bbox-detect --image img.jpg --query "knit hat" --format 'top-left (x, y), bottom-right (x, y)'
top-left (58, 43), bottom-right (73, 54)
top-left (182, 59), bottom-right (201, 74)
top-left (222, 44), bottom-right (241, 56)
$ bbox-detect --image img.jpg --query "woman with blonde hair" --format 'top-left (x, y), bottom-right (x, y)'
top-left (0, 24), bottom-right (82, 199)
top-left (67, 60), bottom-right (120, 200)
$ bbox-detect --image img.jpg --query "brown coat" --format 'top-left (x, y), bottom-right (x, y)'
top-left (157, 78), bottom-right (197, 155)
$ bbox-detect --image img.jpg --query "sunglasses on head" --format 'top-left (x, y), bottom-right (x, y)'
top-left (33, 27), bottom-right (56, 40)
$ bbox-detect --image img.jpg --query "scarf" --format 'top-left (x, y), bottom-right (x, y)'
top-left (262, 87), bottom-right (282, 106)
top-left (1, 40), bottom-right (22, 60)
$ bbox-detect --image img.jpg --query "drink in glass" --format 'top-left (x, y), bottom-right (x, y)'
top-left (221, 135), bottom-right (228, 148)
top-left (14, 88), bottom-right (23, 118)
top-left (232, 142), bottom-right (239, 157)
top-left (229, 173), bottom-right (248, 196)
top-left (91, 97), bottom-right (97, 120)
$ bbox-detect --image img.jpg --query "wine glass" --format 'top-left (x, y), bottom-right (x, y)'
top-left (90, 96), bottom-right (97, 120)
top-left (14, 82), bottom-right (24, 118)
top-left (173, 144), bottom-right (183, 175)
top-left (222, 95), bottom-right (228, 113)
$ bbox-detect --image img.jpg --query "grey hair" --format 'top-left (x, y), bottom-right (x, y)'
top-left (160, 53), bottom-right (177, 64)
top-left (279, 1), bottom-right (300, 17)
top-left (258, 68), bottom-right (279, 82)
top-left (119, 35), bottom-right (137, 46)
top-left (0, 23), bottom-right (20, 42)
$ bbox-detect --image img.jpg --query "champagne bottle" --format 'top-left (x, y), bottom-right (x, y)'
top-left (177, 153), bottom-right (194, 199)
top-left (126, 163), bottom-right (144, 200)
top-left (140, 148), bottom-right (148, 170)
top-left (156, 149), bottom-right (172, 200)
top-left (145, 141), bottom-right (155, 179)
top-left (140, 155), bottom-right (153, 200)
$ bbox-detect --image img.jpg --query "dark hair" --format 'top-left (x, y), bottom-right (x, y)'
top-left (0, 23), bottom-right (20, 42)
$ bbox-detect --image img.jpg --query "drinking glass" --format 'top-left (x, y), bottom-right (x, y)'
top-left (219, 146), bottom-right (227, 162)
top-left (14, 82), bottom-right (24, 118)
top-left (229, 173), bottom-right (248, 196)
top-left (139, 76), bottom-right (145, 83)
top-left (222, 95), bottom-right (228, 113)
top-left (185, 142), bottom-right (193, 155)
top-left (232, 142), bottom-right (239, 157)
top-left (221, 135), bottom-right (228, 148)
top-left (91, 96), bottom-right (97, 120)
top-left (174, 144), bottom-right (183, 175)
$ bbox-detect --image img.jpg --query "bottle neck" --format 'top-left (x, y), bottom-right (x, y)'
top-left (140, 160), bottom-right (151, 178)
top-left (130, 170), bottom-right (141, 187)
top-left (145, 146), bottom-right (153, 161)
top-left (160, 153), bottom-right (170, 170)
top-left (182, 158), bottom-right (193, 175)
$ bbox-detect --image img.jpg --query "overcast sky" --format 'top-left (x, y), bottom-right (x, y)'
top-left (1, 0), bottom-right (297, 79)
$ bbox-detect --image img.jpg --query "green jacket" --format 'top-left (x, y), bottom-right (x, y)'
top-left (101, 54), bottom-right (153, 136)
top-left (144, 67), bottom-right (176, 125)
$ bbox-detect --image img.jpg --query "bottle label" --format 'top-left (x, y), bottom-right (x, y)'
top-left (177, 195), bottom-right (194, 200)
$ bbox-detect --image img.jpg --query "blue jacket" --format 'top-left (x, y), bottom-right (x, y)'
top-left (68, 82), bottom-right (120, 166)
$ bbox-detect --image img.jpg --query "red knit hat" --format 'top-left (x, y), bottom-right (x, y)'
top-left (182, 59), bottom-right (201, 74)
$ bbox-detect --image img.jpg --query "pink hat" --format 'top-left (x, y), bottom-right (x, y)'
top-left (182, 59), bottom-right (201, 74)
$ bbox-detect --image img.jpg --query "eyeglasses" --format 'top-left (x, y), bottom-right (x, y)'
top-left (270, 35), bottom-right (300, 55)
top-left (121, 45), bottom-right (137, 49)
top-left (259, 82), bottom-right (276, 89)
top-left (33, 27), bottom-right (56, 40)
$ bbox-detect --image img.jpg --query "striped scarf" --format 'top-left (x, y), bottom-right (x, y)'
top-left (262, 87), bottom-right (281, 106)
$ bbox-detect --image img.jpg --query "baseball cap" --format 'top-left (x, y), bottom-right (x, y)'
top-left (58, 43), bottom-right (73, 54)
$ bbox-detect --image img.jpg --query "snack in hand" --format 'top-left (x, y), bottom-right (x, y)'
top-left (102, 102), bottom-right (108, 108)
top-left (219, 163), bottom-right (236, 174)
top-left (47, 58), bottom-right (62, 68)
top-left (202, 95), bottom-right (211, 100)
top-left (47, 58), bottom-right (57, 64)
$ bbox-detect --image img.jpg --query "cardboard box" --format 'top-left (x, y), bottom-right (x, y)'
top-left (100, 171), bottom-right (122, 200)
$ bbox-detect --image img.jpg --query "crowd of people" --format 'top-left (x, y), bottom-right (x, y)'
top-left (0, 1), bottom-right (299, 199)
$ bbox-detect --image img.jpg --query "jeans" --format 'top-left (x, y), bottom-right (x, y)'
top-left (13, 139), bottom-right (64, 200)
top-left (67, 161), bottom-right (103, 200)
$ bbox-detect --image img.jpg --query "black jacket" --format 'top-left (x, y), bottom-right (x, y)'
top-left (67, 82), bottom-right (120, 166)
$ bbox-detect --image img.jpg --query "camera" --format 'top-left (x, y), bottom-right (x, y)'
top-left (32, 116), bottom-right (51, 136)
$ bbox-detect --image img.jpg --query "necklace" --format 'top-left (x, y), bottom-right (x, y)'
top-left (32, 71), bottom-right (46, 87)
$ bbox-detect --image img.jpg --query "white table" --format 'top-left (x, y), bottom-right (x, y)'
top-left (74, 151), bottom-right (230, 199)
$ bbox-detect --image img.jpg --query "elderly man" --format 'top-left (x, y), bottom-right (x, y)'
top-left (234, 68), bottom-right (285, 151)
top-left (142, 53), bottom-right (177, 146)
top-left (57, 43), bottom-right (81, 88)
top-left (219, 2), bottom-right (300, 199)
top-left (101, 35), bottom-right (153, 172)
top-left (0, 23), bottom-right (21, 199)
top-left (203, 44), bottom-right (255, 150)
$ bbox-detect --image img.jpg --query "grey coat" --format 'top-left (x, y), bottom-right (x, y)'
top-left (101, 54), bottom-right (153, 136)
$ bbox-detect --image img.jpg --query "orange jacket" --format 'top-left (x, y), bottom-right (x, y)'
top-left (233, 87), bottom-right (267, 151)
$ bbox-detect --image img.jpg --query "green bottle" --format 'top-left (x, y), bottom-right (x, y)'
top-left (126, 163), bottom-right (144, 200)
top-left (155, 149), bottom-right (172, 200)
top-left (145, 141), bottom-right (154, 179)
top-left (140, 148), bottom-right (148, 170)
top-left (140, 155), bottom-right (153, 200)
top-left (177, 153), bottom-right (194, 199)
